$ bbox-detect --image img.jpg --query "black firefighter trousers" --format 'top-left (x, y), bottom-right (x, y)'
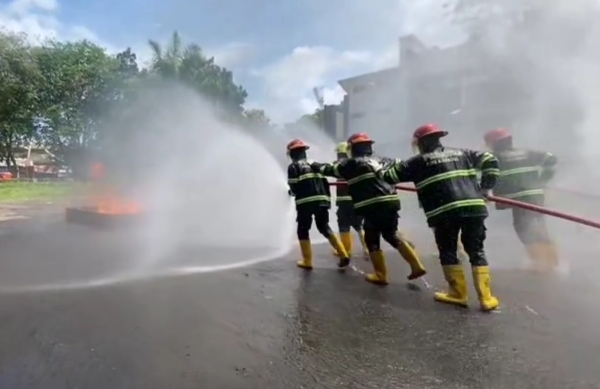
top-left (296, 204), bottom-right (334, 240)
top-left (512, 208), bottom-right (551, 245)
top-left (432, 216), bottom-right (488, 267)
top-left (362, 203), bottom-right (403, 253)
top-left (337, 203), bottom-right (364, 233)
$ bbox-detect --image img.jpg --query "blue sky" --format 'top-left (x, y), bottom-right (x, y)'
top-left (0, 0), bottom-right (462, 122)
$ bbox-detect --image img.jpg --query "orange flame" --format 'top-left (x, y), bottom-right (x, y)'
top-left (96, 191), bottom-right (140, 214)
top-left (93, 188), bottom-right (141, 215)
top-left (88, 162), bottom-right (141, 215)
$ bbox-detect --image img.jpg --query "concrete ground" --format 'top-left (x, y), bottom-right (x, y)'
top-left (0, 209), bottom-right (599, 389)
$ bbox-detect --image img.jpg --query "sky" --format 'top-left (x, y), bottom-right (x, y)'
top-left (0, 0), bottom-right (464, 123)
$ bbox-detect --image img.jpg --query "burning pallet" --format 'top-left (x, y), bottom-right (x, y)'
top-left (65, 163), bottom-right (144, 228)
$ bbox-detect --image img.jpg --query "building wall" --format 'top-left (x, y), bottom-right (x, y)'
top-left (341, 68), bottom-right (408, 155)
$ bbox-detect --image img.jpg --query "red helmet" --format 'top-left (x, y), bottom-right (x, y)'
top-left (484, 128), bottom-right (512, 144)
top-left (286, 139), bottom-right (309, 151)
top-left (347, 132), bottom-right (374, 145)
top-left (412, 124), bottom-right (448, 141)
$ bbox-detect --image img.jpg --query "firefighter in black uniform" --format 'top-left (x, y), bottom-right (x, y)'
top-left (311, 133), bottom-right (427, 285)
top-left (286, 139), bottom-right (350, 270)
top-left (331, 142), bottom-right (370, 259)
top-left (384, 124), bottom-right (500, 311)
top-left (484, 127), bottom-right (559, 272)
top-left (412, 140), bottom-right (468, 259)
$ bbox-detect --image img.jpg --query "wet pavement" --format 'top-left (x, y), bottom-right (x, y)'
top-left (0, 213), bottom-right (599, 388)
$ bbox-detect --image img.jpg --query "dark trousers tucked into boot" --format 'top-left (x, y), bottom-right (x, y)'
top-left (296, 240), bottom-right (313, 270)
top-left (363, 203), bottom-right (426, 282)
top-left (472, 266), bottom-right (499, 311)
top-left (433, 216), bottom-right (499, 311)
top-left (297, 204), bottom-right (350, 269)
top-left (366, 250), bottom-right (388, 285)
top-left (434, 265), bottom-right (468, 307)
top-left (514, 208), bottom-right (559, 272)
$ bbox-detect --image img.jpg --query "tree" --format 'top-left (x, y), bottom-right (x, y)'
top-left (148, 31), bottom-right (248, 114)
top-left (0, 31), bottom-right (42, 167)
top-left (243, 108), bottom-right (272, 130)
top-left (34, 39), bottom-right (120, 175)
top-left (295, 108), bottom-right (323, 129)
top-left (0, 30), bottom-right (267, 178)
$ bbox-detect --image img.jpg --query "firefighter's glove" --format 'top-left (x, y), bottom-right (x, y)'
top-left (481, 189), bottom-right (491, 201)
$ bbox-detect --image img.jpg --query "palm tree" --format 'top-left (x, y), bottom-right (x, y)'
top-left (148, 31), bottom-right (184, 79)
top-left (147, 31), bottom-right (248, 113)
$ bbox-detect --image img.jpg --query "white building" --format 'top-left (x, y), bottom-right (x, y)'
top-left (337, 34), bottom-right (535, 154)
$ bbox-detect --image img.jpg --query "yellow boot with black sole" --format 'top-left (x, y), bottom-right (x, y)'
top-left (296, 240), bottom-right (313, 270)
top-left (472, 266), bottom-right (499, 311)
top-left (397, 241), bottom-right (427, 280)
top-left (524, 243), bottom-right (555, 273)
top-left (328, 234), bottom-right (351, 268)
top-left (366, 250), bottom-right (388, 285)
top-left (434, 265), bottom-right (469, 308)
top-left (358, 230), bottom-right (370, 259)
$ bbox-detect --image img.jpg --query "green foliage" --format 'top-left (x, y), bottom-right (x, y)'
top-left (0, 29), bottom-right (270, 177)
top-left (148, 31), bottom-right (247, 114)
top-left (296, 108), bottom-right (323, 128)
top-left (243, 108), bottom-right (272, 130)
top-left (0, 31), bottom-right (42, 167)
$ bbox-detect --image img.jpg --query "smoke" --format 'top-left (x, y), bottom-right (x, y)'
top-left (102, 83), bottom-right (300, 275)
top-left (412, 0), bottom-right (600, 276)
top-left (250, 0), bottom-right (600, 276)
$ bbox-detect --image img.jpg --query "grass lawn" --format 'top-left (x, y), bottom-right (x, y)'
top-left (0, 181), bottom-right (83, 203)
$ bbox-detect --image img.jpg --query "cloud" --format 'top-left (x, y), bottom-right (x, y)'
top-left (250, 46), bottom-right (382, 123)
top-left (0, 0), bottom-right (119, 52)
top-left (206, 42), bottom-right (254, 68)
top-left (250, 0), bottom-right (465, 123)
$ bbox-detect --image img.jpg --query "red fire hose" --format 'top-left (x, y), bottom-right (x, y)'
top-left (329, 182), bottom-right (600, 230)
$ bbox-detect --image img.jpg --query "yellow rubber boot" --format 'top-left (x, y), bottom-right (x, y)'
top-left (331, 234), bottom-right (340, 257)
top-left (397, 230), bottom-right (416, 249)
top-left (397, 241), bottom-right (427, 280)
top-left (524, 243), bottom-right (552, 273)
top-left (340, 232), bottom-right (353, 256)
top-left (434, 265), bottom-right (469, 308)
top-left (358, 230), bottom-right (370, 259)
top-left (328, 234), bottom-right (350, 268)
top-left (541, 241), bottom-right (559, 269)
top-left (366, 250), bottom-right (388, 285)
top-left (472, 266), bottom-right (499, 311)
top-left (296, 240), bottom-right (313, 270)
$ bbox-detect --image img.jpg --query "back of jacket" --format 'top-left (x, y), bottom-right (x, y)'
top-left (287, 159), bottom-right (331, 208)
top-left (384, 148), bottom-right (499, 226)
top-left (320, 156), bottom-right (399, 214)
top-left (493, 148), bottom-right (557, 207)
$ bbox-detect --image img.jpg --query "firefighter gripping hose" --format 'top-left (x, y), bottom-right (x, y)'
top-left (286, 139), bottom-right (351, 270)
top-left (310, 133), bottom-right (427, 285)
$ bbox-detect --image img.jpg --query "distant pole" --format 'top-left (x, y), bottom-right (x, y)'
top-left (312, 86), bottom-right (325, 133)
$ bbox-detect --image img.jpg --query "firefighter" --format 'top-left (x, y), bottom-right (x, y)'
top-left (384, 124), bottom-right (500, 311)
top-left (411, 139), bottom-right (469, 259)
top-left (311, 133), bottom-right (427, 285)
top-left (484, 127), bottom-right (559, 272)
top-left (331, 142), bottom-right (370, 259)
top-left (286, 139), bottom-right (350, 270)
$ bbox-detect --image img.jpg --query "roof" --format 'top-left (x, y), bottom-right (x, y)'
top-left (337, 36), bottom-right (482, 93)
top-left (338, 67), bottom-right (400, 92)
